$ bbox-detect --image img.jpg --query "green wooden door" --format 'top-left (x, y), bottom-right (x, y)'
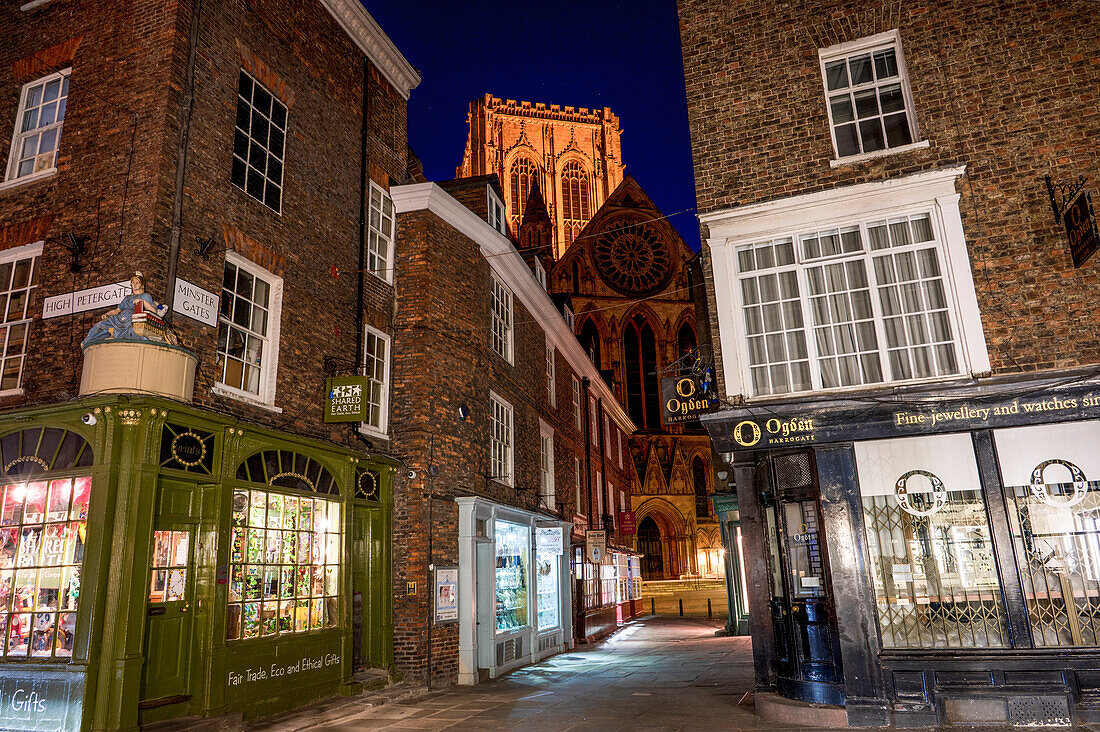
top-left (139, 527), bottom-right (195, 706)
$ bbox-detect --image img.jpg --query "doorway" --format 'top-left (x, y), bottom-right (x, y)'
top-left (762, 452), bottom-right (844, 706)
top-left (638, 516), bottom-right (663, 579)
top-left (139, 525), bottom-right (196, 710)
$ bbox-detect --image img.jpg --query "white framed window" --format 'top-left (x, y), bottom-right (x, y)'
top-left (0, 242), bottom-right (41, 394)
top-left (216, 252), bottom-right (283, 405)
top-left (361, 326), bottom-right (390, 437)
top-left (820, 31), bottom-right (918, 160)
top-left (596, 472), bottom-right (604, 518)
top-left (563, 303), bottom-right (575, 330)
top-left (574, 456), bottom-right (583, 515)
top-left (572, 376), bottom-right (582, 431)
top-left (617, 429), bottom-right (624, 470)
top-left (539, 421), bottom-right (555, 510)
top-left (603, 415), bottom-right (611, 456)
top-left (545, 344), bottom-right (556, 406)
top-left (489, 391), bottom-right (514, 486)
top-left (534, 259), bottom-right (548, 291)
top-left (5, 69), bottom-right (69, 184)
top-left (589, 398), bottom-right (598, 446)
top-left (368, 181), bottom-right (395, 282)
top-left (231, 70), bottom-right (287, 213)
top-left (607, 482), bottom-right (616, 530)
top-left (488, 185), bottom-right (506, 235)
top-left (490, 272), bottom-right (513, 363)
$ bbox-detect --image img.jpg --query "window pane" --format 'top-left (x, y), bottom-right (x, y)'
top-left (856, 434), bottom-right (1008, 649)
top-left (825, 60), bottom-right (849, 90)
top-left (859, 119), bottom-right (885, 153)
top-left (835, 123), bottom-right (859, 157)
top-left (848, 54), bottom-right (873, 85)
top-left (830, 95), bottom-right (854, 123)
top-left (884, 113), bottom-right (913, 148)
top-left (873, 48), bottom-right (898, 79)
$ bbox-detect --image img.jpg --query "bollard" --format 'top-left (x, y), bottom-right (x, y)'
top-left (708, 598), bottom-right (713, 619)
top-left (679, 598), bottom-right (684, 617)
top-left (651, 597), bottom-right (656, 616)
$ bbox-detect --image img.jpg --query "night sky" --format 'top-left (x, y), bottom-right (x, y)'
top-left (362, 0), bottom-right (701, 251)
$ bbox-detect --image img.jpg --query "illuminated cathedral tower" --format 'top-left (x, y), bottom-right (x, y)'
top-left (456, 94), bottom-right (625, 258)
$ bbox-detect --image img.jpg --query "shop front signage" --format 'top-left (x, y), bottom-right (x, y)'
top-left (172, 277), bottom-right (220, 327)
top-left (660, 371), bottom-right (717, 425)
top-left (618, 511), bottom-right (637, 536)
top-left (1064, 191), bottom-right (1099, 267)
top-left (170, 430), bottom-right (207, 468)
top-left (42, 280), bottom-right (131, 320)
top-left (0, 673), bottom-right (84, 732)
top-left (225, 634), bottom-right (342, 704)
top-left (710, 381), bottom-right (1100, 452)
top-left (536, 526), bottom-right (563, 555)
top-left (324, 376), bottom-right (369, 423)
top-left (433, 566), bottom-right (458, 624)
top-left (585, 530), bottom-right (606, 564)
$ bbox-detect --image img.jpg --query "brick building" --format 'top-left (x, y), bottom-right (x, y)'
top-left (388, 176), bottom-right (638, 686)
top-left (458, 99), bottom-right (731, 585)
top-left (0, 0), bottom-right (417, 729)
top-left (680, 0), bottom-right (1100, 726)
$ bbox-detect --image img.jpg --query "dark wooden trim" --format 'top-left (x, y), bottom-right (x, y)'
top-left (734, 458), bottom-right (775, 688)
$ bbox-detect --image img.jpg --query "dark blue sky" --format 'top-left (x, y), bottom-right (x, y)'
top-left (363, 0), bottom-right (701, 251)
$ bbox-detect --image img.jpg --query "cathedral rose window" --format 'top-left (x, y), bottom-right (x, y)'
top-left (592, 216), bottom-right (672, 296)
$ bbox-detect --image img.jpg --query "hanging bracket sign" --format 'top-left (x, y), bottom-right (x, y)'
top-left (585, 529), bottom-right (606, 564)
top-left (324, 376), bottom-right (369, 422)
top-left (660, 369), bottom-right (717, 425)
top-left (1046, 174), bottom-right (1099, 268)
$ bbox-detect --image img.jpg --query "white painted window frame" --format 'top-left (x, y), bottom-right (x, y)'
top-left (818, 30), bottom-right (925, 165)
top-left (0, 241), bottom-right (42, 397)
top-left (359, 324), bottom-right (391, 439)
top-left (368, 181), bottom-right (395, 283)
top-left (489, 390), bottom-right (514, 487)
top-left (487, 184), bottom-right (507, 235)
top-left (534, 259), bottom-right (548, 291)
top-left (571, 376), bottom-right (582, 431)
top-left (545, 344), bottom-right (556, 406)
top-left (574, 455), bottom-right (583, 516)
top-left (3, 68), bottom-right (70, 188)
top-left (489, 271), bottom-right (514, 364)
top-left (213, 250), bottom-right (283, 409)
top-left (703, 167), bottom-right (989, 402)
top-left (539, 419), bottom-right (555, 511)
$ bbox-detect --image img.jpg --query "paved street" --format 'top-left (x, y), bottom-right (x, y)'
top-left (253, 616), bottom-right (812, 731)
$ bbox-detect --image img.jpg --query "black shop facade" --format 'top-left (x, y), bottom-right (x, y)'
top-left (703, 369), bottom-right (1100, 728)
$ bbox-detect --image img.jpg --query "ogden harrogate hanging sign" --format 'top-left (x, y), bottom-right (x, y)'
top-left (324, 376), bottom-right (369, 423)
top-left (1064, 191), bottom-right (1099, 268)
top-left (660, 370), bottom-right (717, 425)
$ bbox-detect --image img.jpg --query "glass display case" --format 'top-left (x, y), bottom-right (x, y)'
top-left (494, 521), bottom-right (529, 633)
top-left (536, 545), bottom-right (560, 632)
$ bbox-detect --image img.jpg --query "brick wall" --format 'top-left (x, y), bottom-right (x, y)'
top-left (679, 0), bottom-right (1100, 374)
top-left (389, 187), bottom-right (635, 684)
top-left (0, 0), bottom-right (408, 451)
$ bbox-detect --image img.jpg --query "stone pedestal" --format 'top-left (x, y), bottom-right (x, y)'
top-left (79, 340), bottom-right (197, 402)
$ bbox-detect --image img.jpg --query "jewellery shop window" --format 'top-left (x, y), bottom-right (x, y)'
top-left (227, 488), bottom-right (341, 640)
top-left (854, 434), bottom-right (1008, 649)
top-left (1, 477), bottom-right (91, 659)
top-left (995, 420), bottom-right (1100, 648)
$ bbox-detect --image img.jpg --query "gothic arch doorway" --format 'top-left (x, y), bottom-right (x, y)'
top-left (638, 516), bottom-right (663, 580)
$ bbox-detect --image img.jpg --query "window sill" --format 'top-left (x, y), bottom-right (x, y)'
top-left (0, 388), bottom-right (25, 399)
top-left (829, 140), bottom-right (930, 168)
top-left (211, 384), bottom-right (283, 413)
top-left (0, 168), bottom-right (57, 193)
top-left (20, 0), bottom-right (55, 10)
top-left (357, 424), bottom-right (389, 442)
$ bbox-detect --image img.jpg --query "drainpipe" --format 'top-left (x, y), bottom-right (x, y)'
top-left (581, 377), bottom-right (593, 526)
top-left (355, 58), bottom-right (371, 375)
top-left (165, 0), bottom-right (203, 318)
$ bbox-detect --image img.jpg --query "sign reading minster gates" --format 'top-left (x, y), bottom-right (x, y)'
top-left (324, 376), bottom-right (369, 423)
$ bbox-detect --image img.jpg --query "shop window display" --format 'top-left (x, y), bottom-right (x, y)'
top-left (226, 489), bottom-right (341, 640)
top-left (495, 521), bottom-right (529, 633)
top-left (536, 539), bottom-right (559, 632)
top-left (855, 434), bottom-right (1007, 649)
top-left (996, 420), bottom-right (1100, 647)
top-left (0, 477), bottom-right (89, 658)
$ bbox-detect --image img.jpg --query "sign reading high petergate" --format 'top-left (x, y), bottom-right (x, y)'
top-left (324, 376), bottom-right (369, 423)
top-left (42, 281), bottom-right (131, 319)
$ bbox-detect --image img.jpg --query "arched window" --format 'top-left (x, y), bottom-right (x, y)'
top-left (509, 157), bottom-right (538, 226)
top-left (572, 260), bottom-right (581, 295)
top-left (693, 456), bottom-right (709, 517)
top-left (561, 161), bottom-right (590, 248)
top-left (677, 322), bottom-right (697, 374)
top-left (579, 318), bottom-right (601, 369)
top-left (623, 314), bottom-right (659, 430)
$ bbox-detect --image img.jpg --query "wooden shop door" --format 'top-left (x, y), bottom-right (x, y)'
top-left (139, 524), bottom-right (196, 709)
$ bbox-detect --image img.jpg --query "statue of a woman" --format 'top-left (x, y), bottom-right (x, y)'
top-left (80, 271), bottom-right (161, 349)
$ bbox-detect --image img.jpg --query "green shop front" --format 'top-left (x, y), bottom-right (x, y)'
top-left (0, 395), bottom-right (393, 731)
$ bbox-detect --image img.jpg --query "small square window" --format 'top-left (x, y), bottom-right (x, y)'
top-left (231, 71), bottom-right (287, 213)
top-left (5, 70), bottom-right (69, 182)
top-left (820, 34), bottom-right (917, 159)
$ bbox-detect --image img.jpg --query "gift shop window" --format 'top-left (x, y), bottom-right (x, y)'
top-left (227, 450), bottom-right (342, 640)
top-left (0, 427), bottom-right (94, 660)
